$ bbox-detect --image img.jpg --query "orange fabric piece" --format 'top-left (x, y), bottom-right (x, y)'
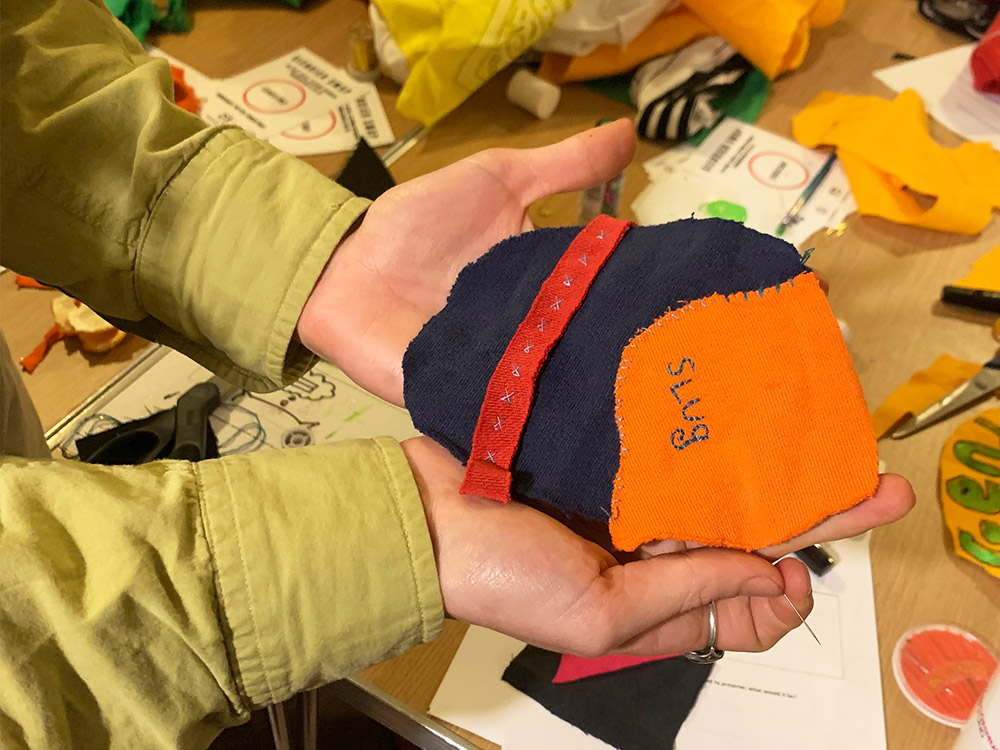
top-left (538, 0), bottom-right (842, 84)
top-left (953, 245), bottom-right (1000, 293)
top-left (793, 90), bottom-right (1000, 235)
top-left (610, 272), bottom-right (878, 551)
top-left (682, 0), bottom-right (843, 79)
top-left (538, 7), bottom-right (710, 84)
top-left (170, 65), bottom-right (200, 114)
top-left (870, 355), bottom-right (986, 439)
top-left (19, 324), bottom-right (66, 373)
top-left (14, 275), bottom-right (50, 289)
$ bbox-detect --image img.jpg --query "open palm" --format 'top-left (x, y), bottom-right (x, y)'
top-left (297, 119), bottom-right (637, 407)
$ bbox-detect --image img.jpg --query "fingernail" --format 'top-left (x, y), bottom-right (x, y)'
top-left (744, 576), bottom-right (784, 597)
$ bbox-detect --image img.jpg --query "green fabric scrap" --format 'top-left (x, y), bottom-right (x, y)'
top-left (583, 73), bottom-right (635, 107)
top-left (104, 0), bottom-right (190, 42)
top-left (688, 68), bottom-right (769, 146)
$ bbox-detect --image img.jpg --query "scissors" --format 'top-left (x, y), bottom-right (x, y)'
top-left (891, 351), bottom-right (1000, 439)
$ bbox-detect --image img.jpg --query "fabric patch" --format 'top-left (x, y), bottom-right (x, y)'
top-left (551, 652), bottom-right (674, 683)
top-left (611, 271), bottom-right (878, 551)
top-left (461, 215), bottom-right (632, 502)
top-left (403, 218), bottom-right (809, 530)
top-left (502, 646), bottom-right (711, 750)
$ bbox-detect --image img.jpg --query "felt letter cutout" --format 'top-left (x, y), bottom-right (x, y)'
top-left (611, 272), bottom-right (879, 551)
top-left (939, 408), bottom-right (1000, 578)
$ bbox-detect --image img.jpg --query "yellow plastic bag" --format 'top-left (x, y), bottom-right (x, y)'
top-left (375, 0), bottom-right (572, 125)
top-left (940, 409), bottom-right (1000, 578)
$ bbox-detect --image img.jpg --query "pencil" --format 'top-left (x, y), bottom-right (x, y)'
top-left (775, 150), bottom-right (837, 237)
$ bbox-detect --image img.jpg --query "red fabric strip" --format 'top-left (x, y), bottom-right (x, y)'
top-left (552, 653), bottom-right (678, 683)
top-left (460, 215), bottom-right (633, 502)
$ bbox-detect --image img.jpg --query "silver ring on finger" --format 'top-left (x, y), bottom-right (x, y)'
top-left (684, 601), bottom-right (725, 664)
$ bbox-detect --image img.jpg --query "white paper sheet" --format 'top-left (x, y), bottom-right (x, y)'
top-left (634, 119), bottom-right (856, 247)
top-left (429, 534), bottom-right (887, 750)
top-left (54, 348), bottom-right (416, 460)
top-left (875, 45), bottom-right (1000, 150)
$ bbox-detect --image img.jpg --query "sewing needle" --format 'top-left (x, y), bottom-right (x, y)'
top-left (784, 593), bottom-right (821, 645)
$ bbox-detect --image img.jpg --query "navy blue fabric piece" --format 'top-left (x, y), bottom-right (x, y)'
top-left (403, 218), bottom-right (807, 522)
top-left (502, 646), bottom-right (711, 750)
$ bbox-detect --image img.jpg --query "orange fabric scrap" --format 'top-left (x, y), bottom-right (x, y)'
top-left (19, 294), bottom-right (127, 374)
top-left (952, 245), bottom-right (1000, 293)
top-left (538, 0), bottom-right (843, 84)
top-left (171, 65), bottom-right (200, 114)
top-left (793, 90), bottom-right (1000, 235)
top-left (610, 272), bottom-right (878, 551)
top-left (19, 324), bottom-right (67, 374)
top-left (14, 275), bottom-right (50, 290)
top-left (870, 355), bottom-right (988, 439)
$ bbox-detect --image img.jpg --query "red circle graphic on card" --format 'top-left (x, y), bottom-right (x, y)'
top-left (242, 79), bottom-right (308, 114)
top-left (280, 111), bottom-right (338, 140)
top-left (747, 151), bottom-right (810, 190)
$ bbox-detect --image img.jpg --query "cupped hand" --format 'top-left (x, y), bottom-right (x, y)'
top-left (297, 119), bottom-right (637, 407)
top-left (402, 436), bottom-right (813, 657)
top-left (642, 474), bottom-right (915, 560)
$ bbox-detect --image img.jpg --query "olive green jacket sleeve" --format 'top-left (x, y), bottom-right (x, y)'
top-left (0, 1), bottom-right (445, 748)
top-left (1, 0), bottom-right (367, 392)
top-left (0, 441), bottom-right (442, 749)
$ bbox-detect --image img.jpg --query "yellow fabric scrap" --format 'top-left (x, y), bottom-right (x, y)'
top-left (374, 0), bottom-right (572, 125)
top-left (870, 354), bottom-right (984, 438)
top-left (793, 90), bottom-right (1000, 235)
top-left (939, 408), bottom-right (1000, 578)
top-left (953, 244), bottom-right (1000, 292)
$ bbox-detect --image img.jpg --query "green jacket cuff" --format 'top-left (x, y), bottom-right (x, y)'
top-left (134, 128), bottom-right (370, 392)
top-left (194, 437), bottom-right (443, 708)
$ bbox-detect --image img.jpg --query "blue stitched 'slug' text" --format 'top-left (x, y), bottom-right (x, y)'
top-left (667, 357), bottom-right (709, 450)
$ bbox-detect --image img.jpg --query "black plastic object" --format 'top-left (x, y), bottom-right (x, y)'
top-left (334, 138), bottom-right (396, 201)
top-left (168, 383), bottom-right (222, 460)
top-left (917, 0), bottom-right (998, 40)
top-left (77, 382), bottom-right (221, 465)
top-left (793, 544), bottom-right (836, 577)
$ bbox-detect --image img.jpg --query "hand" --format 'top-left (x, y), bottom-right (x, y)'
top-left (641, 474), bottom-right (915, 560)
top-left (297, 119), bottom-right (637, 407)
top-left (401, 436), bottom-right (814, 657)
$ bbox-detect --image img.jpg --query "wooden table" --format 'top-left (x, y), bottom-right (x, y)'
top-left (3, 1), bottom-right (998, 748)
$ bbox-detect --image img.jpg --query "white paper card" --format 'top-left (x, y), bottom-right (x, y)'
top-left (875, 45), bottom-right (1000, 149)
top-left (635, 119), bottom-right (856, 247)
